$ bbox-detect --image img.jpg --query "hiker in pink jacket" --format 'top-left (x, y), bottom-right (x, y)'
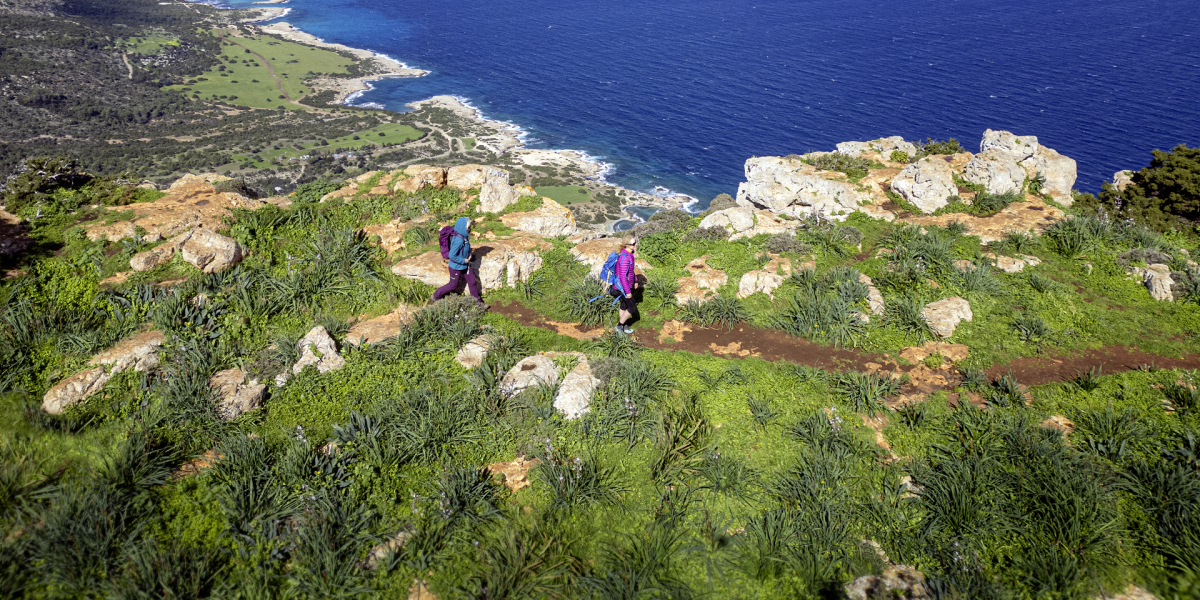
top-left (607, 238), bottom-right (641, 335)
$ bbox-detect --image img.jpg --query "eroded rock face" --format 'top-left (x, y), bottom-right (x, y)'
top-left (363, 219), bottom-right (409, 255)
top-left (1132, 264), bottom-right (1174, 302)
top-left (499, 355), bottom-right (559, 398)
top-left (963, 151), bottom-right (1026, 195)
top-left (479, 179), bottom-right (536, 213)
top-left (736, 156), bottom-right (869, 220)
top-left (344, 304), bottom-right (418, 346)
top-left (836, 136), bottom-right (918, 159)
top-left (276, 326), bottom-right (345, 386)
top-left (394, 165), bottom-right (446, 193)
top-left (1112, 170), bottom-right (1135, 192)
top-left (921, 297), bottom-right (972, 338)
top-left (902, 196), bottom-right (1065, 242)
top-left (984, 252), bottom-right (1040, 273)
top-left (86, 179), bottom-right (267, 242)
top-left (391, 251), bottom-right (448, 287)
top-left (499, 198), bottom-right (577, 237)
top-left (181, 229), bottom-right (247, 273)
top-left (42, 330), bottom-right (166, 414)
top-left (210, 368), bottom-right (265, 420)
top-left (554, 358), bottom-right (600, 420)
top-left (1020, 145), bottom-right (1077, 206)
top-left (979, 129), bottom-right (1039, 162)
top-left (487, 456), bottom-right (540, 492)
top-left (129, 231), bottom-right (192, 271)
top-left (890, 156), bottom-right (957, 213)
top-left (699, 206), bottom-right (755, 234)
top-left (675, 255), bottom-right (728, 303)
top-left (447, 165), bottom-right (507, 191)
top-left (899, 341), bottom-right (970, 363)
top-left (475, 236), bottom-right (552, 290)
top-left (859, 273), bottom-right (885, 316)
top-left (455, 334), bottom-right (495, 369)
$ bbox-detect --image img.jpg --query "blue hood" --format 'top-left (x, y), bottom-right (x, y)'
top-left (454, 217), bottom-right (470, 237)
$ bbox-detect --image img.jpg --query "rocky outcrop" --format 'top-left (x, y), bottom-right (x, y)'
top-left (394, 165), bottom-right (446, 193)
top-left (181, 229), bottom-right (247, 273)
top-left (499, 355), bottom-right (560, 398)
top-left (963, 151), bottom-right (1026, 195)
top-left (275, 326), bottom-right (345, 386)
top-left (979, 129), bottom-right (1077, 205)
top-left (836, 136), bottom-right (917, 159)
top-left (890, 156), bottom-right (957, 213)
top-left (42, 330), bottom-right (165, 414)
top-left (553, 358), bottom-right (599, 420)
top-left (737, 256), bottom-right (793, 299)
top-left (391, 251), bottom-right (448, 287)
top-left (1112, 170), bottom-right (1135, 192)
top-left (902, 196), bottom-right (1065, 243)
top-left (499, 198), bottom-right (577, 237)
top-left (487, 456), bottom-right (540, 492)
top-left (455, 335), bottom-right (495, 369)
top-left (735, 157), bottom-right (869, 220)
top-left (984, 252), bottom-right (1041, 273)
top-left (979, 129), bottom-right (1039, 161)
top-left (1132, 264), bottom-right (1174, 302)
top-left (447, 165), bottom-right (506, 191)
top-left (86, 178), bottom-right (268, 242)
top-left (675, 255), bottom-right (727, 303)
top-left (479, 180), bottom-right (536, 213)
top-left (921, 297), bottom-right (972, 338)
top-left (344, 304), bottom-right (418, 346)
top-left (570, 239), bottom-right (652, 277)
top-left (698, 207), bottom-right (800, 241)
top-left (210, 368), bottom-right (265, 420)
top-left (845, 564), bottom-right (930, 600)
top-left (476, 237), bottom-right (552, 290)
top-left (899, 341), bottom-right (970, 363)
top-left (130, 231), bottom-right (191, 271)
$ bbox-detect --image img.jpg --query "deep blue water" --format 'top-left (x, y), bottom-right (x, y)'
top-left (223, 0), bottom-right (1199, 205)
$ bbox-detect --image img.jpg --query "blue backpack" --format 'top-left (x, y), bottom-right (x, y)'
top-left (598, 251), bottom-right (625, 294)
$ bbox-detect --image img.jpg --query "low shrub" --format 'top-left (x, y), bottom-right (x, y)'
top-left (762, 234), bottom-right (812, 256)
top-left (678, 297), bottom-right (748, 330)
top-left (803, 152), bottom-right (877, 182)
top-left (681, 226), bottom-right (728, 243)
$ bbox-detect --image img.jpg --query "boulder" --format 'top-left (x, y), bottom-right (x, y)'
top-left (963, 151), bottom-right (1026, 195)
top-left (344, 304), bottom-right (418, 346)
top-left (1019, 145), bottom-right (1077, 206)
top-left (475, 236), bottom-right (552, 290)
top-left (921, 297), bottom-right (972, 338)
top-left (699, 207), bottom-right (800, 241)
top-left (675, 256), bottom-right (727, 303)
top-left (845, 564), bottom-right (930, 600)
top-left (479, 179), bottom-right (537, 213)
top-left (447, 165), bottom-right (507, 191)
top-left (455, 334), bottom-right (495, 369)
top-left (363, 219), bottom-right (410, 255)
top-left (570, 239), bottom-right (653, 277)
top-left (979, 129), bottom-right (1038, 162)
top-left (836, 136), bottom-right (917, 158)
top-left (42, 330), bottom-right (165, 414)
top-left (735, 156), bottom-right (870, 220)
top-left (129, 231), bottom-right (192, 271)
top-left (984, 252), bottom-right (1039, 273)
top-left (499, 355), bottom-right (559, 398)
top-left (890, 156), bottom-right (957, 213)
top-left (698, 206), bottom-right (755, 234)
top-left (169, 172), bottom-right (231, 190)
top-left (391, 251), bottom-right (448, 287)
top-left (1133, 264), bottom-right (1174, 302)
top-left (737, 256), bottom-right (792, 299)
top-left (499, 198), bottom-right (577, 237)
top-left (393, 165), bottom-right (446, 193)
top-left (1112, 170), bottom-right (1135, 192)
top-left (276, 326), bottom-right (345, 386)
top-left (181, 229), bottom-right (247, 273)
top-left (896, 196), bottom-right (1066, 243)
top-left (42, 367), bottom-right (109, 415)
top-left (554, 358), bottom-right (600, 419)
top-left (567, 230), bottom-right (604, 244)
top-left (210, 368), bottom-right (265, 420)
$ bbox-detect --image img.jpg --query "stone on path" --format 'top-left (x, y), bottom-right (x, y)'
top-left (737, 256), bottom-right (793, 299)
top-left (499, 355), bottom-right (560, 398)
top-left (130, 231), bottom-right (192, 271)
top-left (391, 251), bottom-right (448, 287)
top-left (344, 304), bottom-right (418, 346)
top-left (898, 341), bottom-right (970, 364)
top-left (275, 326), bottom-right (345, 386)
top-left (42, 330), bottom-right (165, 414)
top-left (921, 297), bottom-right (972, 338)
top-left (1132, 264), bottom-right (1174, 302)
top-left (983, 252), bottom-right (1040, 273)
top-left (210, 368), bottom-right (266, 420)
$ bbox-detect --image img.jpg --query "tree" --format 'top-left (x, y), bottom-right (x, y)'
top-left (1087, 145), bottom-right (1200, 232)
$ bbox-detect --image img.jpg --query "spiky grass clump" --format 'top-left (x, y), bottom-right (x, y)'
top-left (560, 277), bottom-right (616, 327)
top-left (834, 371), bottom-right (901, 415)
top-left (535, 457), bottom-right (625, 511)
top-left (885, 294), bottom-right (933, 343)
top-left (678, 296), bottom-right (748, 331)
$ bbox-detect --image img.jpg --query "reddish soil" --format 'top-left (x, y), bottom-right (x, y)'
top-left (490, 302), bottom-right (1200, 389)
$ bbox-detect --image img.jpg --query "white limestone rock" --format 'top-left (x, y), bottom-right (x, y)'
top-left (455, 335), bottom-right (495, 369)
top-left (475, 237), bottom-right (552, 290)
top-left (393, 165), bottom-right (445, 193)
top-left (499, 198), bottom-right (577, 237)
top-left (979, 129), bottom-right (1039, 162)
top-left (735, 156), bottom-right (870, 221)
top-left (1019, 145), bottom-right (1078, 206)
top-left (447, 164), bottom-right (507, 191)
top-left (275, 326), bottom-right (345, 386)
top-left (1112, 170), bottom-right (1135, 192)
top-left (499, 355), bottom-right (560, 398)
top-left (554, 358), bottom-right (600, 420)
top-left (963, 151), bottom-right (1026, 195)
top-left (675, 255), bottom-right (728, 304)
top-left (921, 297), bottom-right (972, 338)
top-left (210, 368), bottom-right (265, 420)
top-left (391, 251), bottom-right (448, 287)
top-left (181, 229), bottom-right (248, 273)
top-left (479, 179), bottom-right (536, 213)
top-left (41, 330), bottom-right (165, 414)
top-left (890, 156), bottom-right (958, 213)
top-left (836, 136), bottom-right (917, 158)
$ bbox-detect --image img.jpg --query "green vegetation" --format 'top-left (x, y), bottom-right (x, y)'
top-left (1077, 145), bottom-right (1200, 234)
top-left (534, 185), bottom-right (593, 205)
top-left (114, 35), bottom-right (180, 55)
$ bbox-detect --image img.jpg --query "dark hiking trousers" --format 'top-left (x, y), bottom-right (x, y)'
top-left (433, 265), bottom-right (482, 302)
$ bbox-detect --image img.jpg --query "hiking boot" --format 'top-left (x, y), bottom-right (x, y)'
top-left (623, 326), bottom-right (635, 335)
top-left (613, 325), bottom-right (626, 336)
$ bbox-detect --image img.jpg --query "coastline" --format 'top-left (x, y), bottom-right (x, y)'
top-left (244, 12), bottom-right (694, 226)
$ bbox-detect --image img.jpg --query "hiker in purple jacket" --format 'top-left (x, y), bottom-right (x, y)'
top-left (608, 238), bottom-right (640, 335)
top-left (433, 216), bottom-right (485, 306)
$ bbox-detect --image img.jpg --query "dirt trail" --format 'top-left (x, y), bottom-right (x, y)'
top-left (490, 302), bottom-right (1200, 388)
top-left (121, 53), bottom-right (134, 80)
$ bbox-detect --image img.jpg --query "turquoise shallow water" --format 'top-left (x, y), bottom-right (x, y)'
top-left (218, 0), bottom-right (1199, 205)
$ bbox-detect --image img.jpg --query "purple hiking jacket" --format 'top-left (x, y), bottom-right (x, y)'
top-left (615, 250), bottom-right (636, 296)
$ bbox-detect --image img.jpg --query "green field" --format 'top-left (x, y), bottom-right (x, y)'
top-left (534, 185), bottom-right (592, 205)
top-left (231, 122), bottom-right (424, 168)
top-left (165, 31), bottom-right (356, 111)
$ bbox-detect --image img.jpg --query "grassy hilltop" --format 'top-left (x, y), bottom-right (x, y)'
top-left (2, 0), bottom-right (1200, 599)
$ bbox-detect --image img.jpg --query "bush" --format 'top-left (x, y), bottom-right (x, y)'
top-left (803, 152), bottom-right (876, 181)
top-left (762, 234), bottom-right (811, 255)
top-left (681, 226), bottom-right (728, 243)
top-left (212, 177), bottom-right (258, 199)
top-left (678, 297), bottom-right (748, 330)
top-left (969, 190), bottom-right (1022, 216)
top-left (291, 179), bottom-right (343, 203)
top-left (1085, 145), bottom-right (1200, 232)
top-left (631, 209), bottom-right (692, 238)
top-left (915, 138), bottom-right (965, 155)
top-left (560, 277), bottom-right (617, 327)
top-left (890, 149), bottom-right (911, 163)
top-left (707, 193), bottom-right (737, 213)
top-left (636, 232), bottom-right (680, 267)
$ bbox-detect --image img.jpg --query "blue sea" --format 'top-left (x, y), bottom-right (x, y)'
top-left (222, 0), bottom-right (1198, 205)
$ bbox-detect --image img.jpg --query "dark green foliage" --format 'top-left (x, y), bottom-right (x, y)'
top-left (581, 528), bottom-right (693, 600)
top-left (1072, 367), bottom-right (1103, 392)
top-left (747, 394), bottom-right (775, 432)
top-left (106, 537), bottom-right (225, 600)
top-left (914, 138), bottom-right (965, 155)
top-left (986, 372), bottom-right (1028, 407)
top-left (834, 371), bottom-right (901, 415)
top-left (1074, 402), bottom-right (1148, 462)
top-left (644, 272), bottom-right (680, 303)
top-left (996, 229), bottom-right (1038, 254)
top-left (775, 267), bottom-right (871, 348)
top-left (517, 271), bottom-right (547, 300)
top-left (631, 209), bottom-right (692, 238)
top-left (884, 294), bottom-right (933, 342)
top-left (637, 231), bottom-right (681, 267)
top-left (896, 401), bottom-right (929, 429)
top-left (1012, 313), bottom-right (1051, 342)
top-left (681, 226), bottom-right (728, 243)
top-left (706, 193), bottom-right (737, 213)
top-left (290, 179), bottom-right (343, 204)
top-left (1028, 272), bottom-right (1057, 293)
top-left (761, 233), bottom-right (812, 256)
top-left (591, 329), bottom-right (643, 359)
top-left (803, 152), bottom-right (876, 181)
top-left (455, 524), bottom-right (583, 600)
top-left (650, 394), bottom-right (711, 483)
top-left (560, 277), bottom-right (616, 327)
top-left (1084, 145), bottom-right (1200, 231)
top-left (1164, 380), bottom-right (1200, 416)
top-left (535, 456), bottom-right (625, 511)
top-left (678, 297), bottom-right (748, 331)
top-left (695, 448), bottom-right (758, 501)
top-left (957, 262), bottom-right (1001, 294)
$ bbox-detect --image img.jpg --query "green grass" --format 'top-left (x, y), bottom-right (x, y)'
top-left (534, 185), bottom-right (592, 205)
top-left (164, 32), bottom-right (356, 111)
top-left (230, 122), bottom-right (424, 169)
top-left (461, 137), bottom-right (476, 152)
